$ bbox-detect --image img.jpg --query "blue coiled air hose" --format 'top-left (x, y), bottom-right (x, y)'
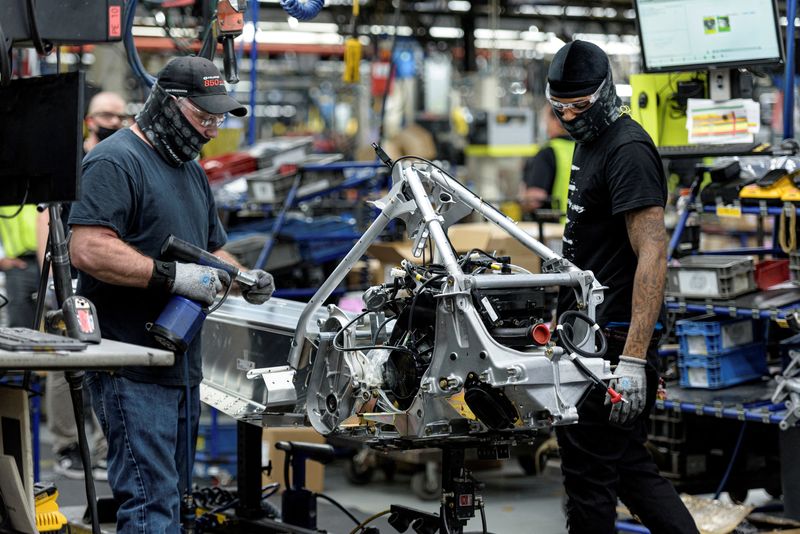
top-left (280, 0), bottom-right (324, 21)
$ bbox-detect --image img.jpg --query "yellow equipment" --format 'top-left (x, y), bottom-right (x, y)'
top-left (34, 483), bottom-right (68, 533)
top-left (630, 72), bottom-right (707, 146)
top-left (343, 0), bottom-right (361, 83)
top-left (739, 169), bottom-right (800, 204)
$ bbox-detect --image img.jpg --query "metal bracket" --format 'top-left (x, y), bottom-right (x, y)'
top-left (246, 365), bottom-right (297, 407)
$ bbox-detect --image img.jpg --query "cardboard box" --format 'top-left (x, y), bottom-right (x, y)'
top-left (262, 427), bottom-right (326, 493)
top-left (366, 222), bottom-right (564, 282)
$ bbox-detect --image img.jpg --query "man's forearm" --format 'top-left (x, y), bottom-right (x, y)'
top-left (622, 247), bottom-right (666, 358)
top-left (623, 205), bottom-right (668, 359)
top-left (70, 227), bottom-right (154, 288)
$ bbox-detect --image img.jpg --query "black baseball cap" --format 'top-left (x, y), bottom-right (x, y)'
top-left (547, 40), bottom-right (609, 98)
top-left (157, 56), bottom-right (247, 117)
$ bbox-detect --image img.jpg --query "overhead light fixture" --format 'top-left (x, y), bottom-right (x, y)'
top-left (430, 26), bottom-right (464, 39)
top-left (448, 0), bottom-right (471, 12)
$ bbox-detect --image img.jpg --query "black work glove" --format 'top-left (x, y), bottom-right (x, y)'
top-left (241, 269), bottom-right (274, 305)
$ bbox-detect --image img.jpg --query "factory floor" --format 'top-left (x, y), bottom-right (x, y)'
top-left (38, 422), bottom-right (776, 534)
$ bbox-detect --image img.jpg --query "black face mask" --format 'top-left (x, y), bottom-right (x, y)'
top-left (94, 125), bottom-right (120, 142)
top-left (135, 84), bottom-right (209, 167)
top-left (557, 71), bottom-right (622, 144)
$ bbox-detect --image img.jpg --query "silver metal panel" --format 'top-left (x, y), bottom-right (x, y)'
top-left (200, 296), bottom-right (327, 422)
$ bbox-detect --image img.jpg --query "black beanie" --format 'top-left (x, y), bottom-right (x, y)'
top-left (547, 40), bottom-right (609, 98)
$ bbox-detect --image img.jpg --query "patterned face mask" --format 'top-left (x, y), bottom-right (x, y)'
top-left (554, 71), bottom-right (622, 144)
top-left (135, 84), bottom-right (209, 167)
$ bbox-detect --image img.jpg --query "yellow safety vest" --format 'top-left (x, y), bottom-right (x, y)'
top-left (0, 205), bottom-right (38, 259)
top-left (548, 137), bottom-right (576, 221)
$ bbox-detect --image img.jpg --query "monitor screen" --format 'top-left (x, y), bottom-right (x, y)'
top-left (634, 0), bottom-right (784, 73)
top-left (0, 72), bottom-right (84, 205)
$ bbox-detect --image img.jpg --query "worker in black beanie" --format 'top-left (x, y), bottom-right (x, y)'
top-left (549, 41), bottom-right (699, 533)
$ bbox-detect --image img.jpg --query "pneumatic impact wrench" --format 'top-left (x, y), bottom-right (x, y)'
top-left (148, 234), bottom-right (256, 352)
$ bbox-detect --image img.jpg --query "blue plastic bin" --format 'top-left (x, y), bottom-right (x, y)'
top-left (678, 342), bottom-right (767, 389)
top-left (676, 315), bottom-right (760, 356)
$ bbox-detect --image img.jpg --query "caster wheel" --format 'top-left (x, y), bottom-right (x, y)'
top-left (411, 471), bottom-right (441, 501)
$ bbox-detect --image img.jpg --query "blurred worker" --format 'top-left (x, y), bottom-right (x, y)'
top-left (0, 205), bottom-right (39, 328)
top-left (548, 41), bottom-right (697, 533)
top-left (84, 91), bottom-right (130, 152)
top-left (42, 91), bottom-right (128, 480)
top-left (69, 56), bottom-right (274, 534)
top-left (519, 105), bottom-right (575, 214)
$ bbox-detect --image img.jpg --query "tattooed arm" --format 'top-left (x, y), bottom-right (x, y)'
top-left (622, 205), bottom-right (667, 359)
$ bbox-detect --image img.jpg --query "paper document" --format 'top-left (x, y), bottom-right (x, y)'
top-left (686, 98), bottom-right (760, 144)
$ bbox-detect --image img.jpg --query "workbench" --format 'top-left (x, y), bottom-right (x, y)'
top-left (0, 339), bottom-right (173, 482)
top-left (0, 338), bottom-right (174, 371)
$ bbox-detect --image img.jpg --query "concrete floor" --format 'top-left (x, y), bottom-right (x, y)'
top-left (37, 419), bottom-right (778, 534)
top-left (39, 423), bottom-right (570, 533)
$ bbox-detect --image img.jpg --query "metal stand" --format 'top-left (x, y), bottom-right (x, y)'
top-left (387, 446), bottom-right (490, 534)
top-left (42, 203), bottom-right (101, 534)
top-left (236, 420), bottom-right (268, 519)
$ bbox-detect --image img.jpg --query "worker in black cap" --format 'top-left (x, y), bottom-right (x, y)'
top-left (68, 56), bottom-right (274, 533)
top-left (549, 41), bottom-right (698, 533)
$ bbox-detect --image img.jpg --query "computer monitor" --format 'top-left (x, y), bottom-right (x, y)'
top-left (0, 71), bottom-right (84, 205)
top-left (634, 0), bottom-right (784, 73)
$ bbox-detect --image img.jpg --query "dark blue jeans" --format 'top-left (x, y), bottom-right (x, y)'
top-left (86, 372), bottom-right (200, 534)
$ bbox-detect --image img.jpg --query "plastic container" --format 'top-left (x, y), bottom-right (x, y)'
top-left (755, 259), bottom-right (789, 290)
top-left (790, 252), bottom-right (800, 285)
top-left (666, 255), bottom-right (756, 299)
top-left (678, 342), bottom-right (767, 389)
top-left (675, 315), bottom-right (759, 356)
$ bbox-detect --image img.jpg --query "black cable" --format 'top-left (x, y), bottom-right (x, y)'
top-left (407, 273), bottom-right (446, 335)
top-left (25, 0), bottom-right (53, 56)
top-left (207, 277), bottom-right (233, 314)
top-left (556, 310), bottom-right (607, 358)
top-left (315, 492), bottom-right (361, 526)
top-left (372, 316), bottom-right (396, 344)
top-left (0, 180), bottom-right (30, 219)
top-left (713, 421), bottom-right (747, 500)
top-left (479, 503), bottom-right (487, 534)
top-left (0, 19), bottom-right (12, 86)
top-left (458, 248), bottom-right (500, 266)
top-left (332, 309), bottom-right (417, 356)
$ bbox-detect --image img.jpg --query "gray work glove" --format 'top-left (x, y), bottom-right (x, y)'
top-left (241, 269), bottom-right (274, 305)
top-left (171, 262), bottom-right (230, 306)
top-left (604, 355), bottom-right (647, 425)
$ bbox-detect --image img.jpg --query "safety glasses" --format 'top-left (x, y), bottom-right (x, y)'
top-left (175, 97), bottom-right (226, 128)
top-left (545, 78), bottom-right (606, 114)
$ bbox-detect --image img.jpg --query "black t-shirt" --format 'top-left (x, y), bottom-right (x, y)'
top-left (523, 135), bottom-right (573, 192)
top-left (69, 129), bottom-right (227, 386)
top-left (523, 146), bottom-right (556, 191)
top-left (557, 115), bottom-right (666, 327)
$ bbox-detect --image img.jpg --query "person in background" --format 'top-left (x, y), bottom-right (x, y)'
top-left (68, 56), bottom-right (273, 533)
top-left (519, 104), bottom-right (575, 216)
top-left (83, 91), bottom-right (130, 152)
top-left (547, 40), bottom-right (698, 533)
top-left (40, 91), bottom-right (129, 480)
top-left (0, 205), bottom-right (39, 329)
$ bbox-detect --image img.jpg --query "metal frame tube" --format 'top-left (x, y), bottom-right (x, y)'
top-left (287, 210), bottom-right (392, 369)
top-left (471, 273), bottom-right (580, 289)
top-left (428, 167), bottom-right (562, 264)
top-left (402, 164), bottom-right (463, 279)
